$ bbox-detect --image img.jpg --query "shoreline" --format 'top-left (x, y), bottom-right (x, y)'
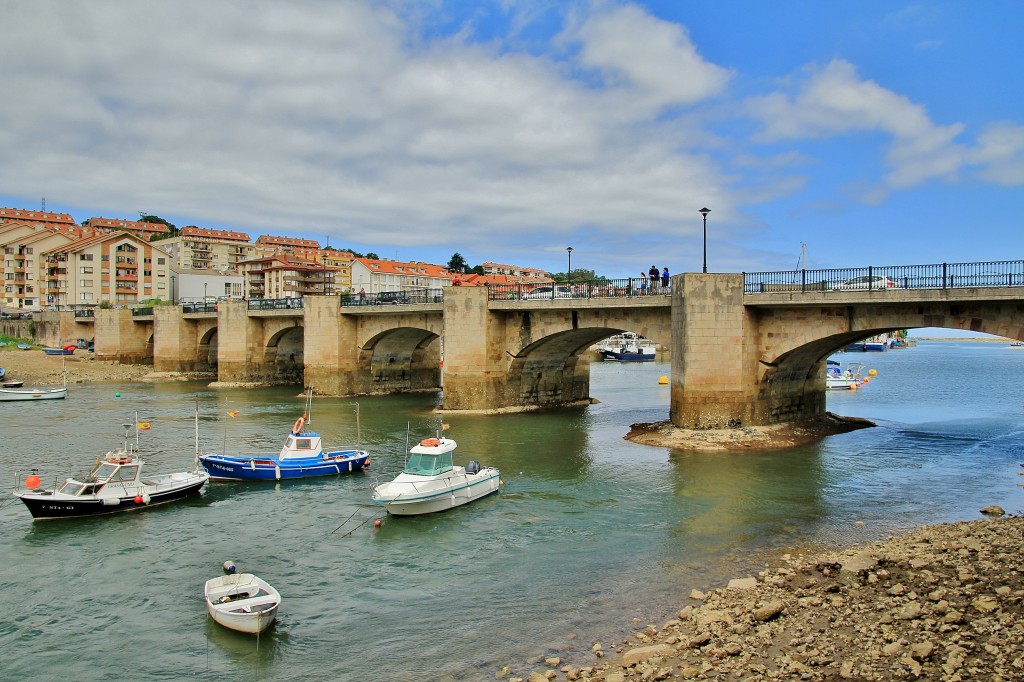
top-left (507, 512), bottom-right (1023, 681)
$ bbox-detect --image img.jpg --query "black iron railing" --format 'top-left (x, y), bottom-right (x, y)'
top-left (743, 260), bottom-right (1024, 294)
top-left (246, 298), bottom-right (304, 311)
top-left (340, 287), bottom-right (444, 307)
top-left (486, 277), bottom-right (670, 301)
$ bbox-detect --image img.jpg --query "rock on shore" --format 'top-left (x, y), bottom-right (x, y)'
top-left (510, 515), bottom-right (1023, 681)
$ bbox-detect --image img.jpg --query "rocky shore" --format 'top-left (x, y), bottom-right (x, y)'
top-left (507, 512), bottom-right (1023, 681)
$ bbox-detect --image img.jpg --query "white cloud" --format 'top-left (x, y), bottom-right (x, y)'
top-left (0, 0), bottom-right (730, 275)
top-left (970, 122), bottom-right (1024, 186)
top-left (746, 59), bottom-right (967, 190)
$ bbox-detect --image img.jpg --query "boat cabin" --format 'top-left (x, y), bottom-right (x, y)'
top-left (278, 433), bottom-right (324, 460)
top-left (403, 438), bottom-right (456, 476)
top-left (57, 455), bottom-right (139, 495)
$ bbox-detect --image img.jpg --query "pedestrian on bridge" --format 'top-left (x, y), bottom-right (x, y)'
top-left (662, 267), bottom-right (670, 290)
top-left (649, 265), bottom-right (659, 291)
top-left (639, 272), bottom-right (648, 295)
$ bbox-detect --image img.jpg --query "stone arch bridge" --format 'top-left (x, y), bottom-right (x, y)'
top-left (33, 274), bottom-right (1024, 429)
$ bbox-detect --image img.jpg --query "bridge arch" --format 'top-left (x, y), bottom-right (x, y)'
top-left (198, 327), bottom-right (218, 372)
top-left (264, 326), bottom-right (304, 384)
top-left (360, 326), bottom-right (441, 393)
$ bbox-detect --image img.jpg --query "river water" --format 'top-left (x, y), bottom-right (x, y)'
top-left (1, 340), bottom-right (1022, 681)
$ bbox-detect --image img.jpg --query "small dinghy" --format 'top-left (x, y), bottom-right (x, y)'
top-left (204, 564), bottom-right (281, 634)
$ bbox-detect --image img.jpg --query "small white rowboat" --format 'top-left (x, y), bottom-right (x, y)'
top-left (204, 572), bottom-right (281, 634)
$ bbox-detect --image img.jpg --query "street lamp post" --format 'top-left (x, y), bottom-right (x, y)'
top-left (566, 247), bottom-right (573, 288)
top-left (204, 282), bottom-right (208, 302)
top-left (699, 207), bottom-right (711, 274)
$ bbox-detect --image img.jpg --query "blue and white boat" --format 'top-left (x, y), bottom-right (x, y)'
top-left (197, 391), bottom-right (369, 481)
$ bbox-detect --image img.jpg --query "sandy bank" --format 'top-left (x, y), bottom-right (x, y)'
top-left (0, 349), bottom-right (206, 385)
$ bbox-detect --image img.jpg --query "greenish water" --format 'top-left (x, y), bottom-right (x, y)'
top-left (1, 340), bottom-right (1021, 680)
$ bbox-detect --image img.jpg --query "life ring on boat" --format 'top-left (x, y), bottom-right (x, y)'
top-left (420, 438), bottom-right (441, 447)
top-left (292, 416), bottom-right (305, 435)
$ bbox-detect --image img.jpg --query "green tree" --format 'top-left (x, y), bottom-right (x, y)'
top-left (447, 252), bottom-right (469, 273)
top-left (366, 252), bottom-right (379, 260)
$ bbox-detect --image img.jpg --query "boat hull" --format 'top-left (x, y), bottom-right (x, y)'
top-left (15, 477), bottom-right (208, 520)
top-left (599, 350), bottom-right (655, 362)
top-left (373, 469), bottom-right (501, 516)
top-left (0, 387), bottom-right (67, 401)
top-left (198, 452), bottom-right (370, 481)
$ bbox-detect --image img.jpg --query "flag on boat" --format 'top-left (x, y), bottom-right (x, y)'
top-left (227, 410), bottom-right (240, 417)
top-left (137, 420), bottom-right (152, 431)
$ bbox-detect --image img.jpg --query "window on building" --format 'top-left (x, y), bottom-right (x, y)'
top-left (81, 266), bottom-right (93, 274)
top-left (80, 254), bottom-right (94, 261)
top-left (80, 280), bottom-right (93, 287)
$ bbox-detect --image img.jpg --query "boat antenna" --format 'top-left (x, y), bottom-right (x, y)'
top-left (305, 386), bottom-right (313, 426)
top-left (404, 422), bottom-right (411, 466)
top-left (194, 398), bottom-right (200, 458)
top-left (133, 410), bottom-right (140, 453)
top-left (354, 402), bottom-right (361, 446)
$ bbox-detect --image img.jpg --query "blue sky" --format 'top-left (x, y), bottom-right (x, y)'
top-left (2, 1), bottom-right (1021, 280)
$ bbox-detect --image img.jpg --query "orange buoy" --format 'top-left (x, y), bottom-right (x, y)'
top-left (134, 495), bottom-right (144, 504)
top-left (373, 519), bottom-right (382, 527)
top-left (25, 474), bottom-right (41, 489)
top-left (292, 416), bottom-right (305, 434)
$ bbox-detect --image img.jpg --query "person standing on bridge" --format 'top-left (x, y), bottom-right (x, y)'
top-left (639, 272), bottom-right (648, 295)
top-left (662, 266), bottom-right (670, 290)
top-left (648, 265), bottom-right (659, 291)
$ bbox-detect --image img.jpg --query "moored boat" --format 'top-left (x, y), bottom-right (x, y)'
top-left (42, 347), bottom-right (75, 356)
top-left (371, 434), bottom-right (500, 516)
top-left (197, 390), bottom-right (369, 481)
top-left (826, 360), bottom-right (868, 390)
top-left (597, 332), bottom-right (656, 362)
top-left (204, 569), bottom-right (281, 634)
top-left (0, 385), bottom-right (66, 401)
top-left (12, 417), bottom-right (210, 519)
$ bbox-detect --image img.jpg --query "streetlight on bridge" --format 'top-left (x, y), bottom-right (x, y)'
top-left (566, 247), bottom-right (573, 287)
top-left (699, 207), bottom-right (711, 274)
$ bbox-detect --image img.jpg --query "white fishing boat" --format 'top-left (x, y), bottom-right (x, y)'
top-left (12, 413), bottom-right (210, 519)
top-left (371, 435), bottom-right (500, 516)
top-left (204, 571), bottom-right (281, 634)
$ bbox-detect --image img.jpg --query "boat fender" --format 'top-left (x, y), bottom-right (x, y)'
top-left (292, 416), bottom-right (305, 434)
top-left (466, 460), bottom-right (481, 475)
top-left (223, 560), bottom-right (237, 574)
top-left (101, 497), bottom-right (121, 506)
top-left (420, 438), bottom-right (440, 446)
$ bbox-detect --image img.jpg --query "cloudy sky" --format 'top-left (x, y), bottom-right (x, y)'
top-left (2, 1), bottom-right (1021, 278)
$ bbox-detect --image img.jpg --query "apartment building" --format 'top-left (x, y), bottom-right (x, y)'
top-left (1, 221), bottom-right (76, 309)
top-left (237, 254), bottom-right (335, 300)
top-left (41, 232), bottom-right (173, 306)
top-left (82, 216), bottom-right (174, 242)
top-left (154, 226), bottom-right (254, 273)
top-left (481, 262), bottom-right (549, 280)
top-left (350, 258), bottom-right (452, 294)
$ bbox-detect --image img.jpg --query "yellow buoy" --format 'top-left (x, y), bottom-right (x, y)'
top-left (658, 376), bottom-right (668, 385)
top-left (868, 368), bottom-right (878, 376)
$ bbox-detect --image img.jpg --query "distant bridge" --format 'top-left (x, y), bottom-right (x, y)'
top-left (29, 259), bottom-right (1024, 431)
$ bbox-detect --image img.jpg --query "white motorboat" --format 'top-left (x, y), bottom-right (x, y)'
top-left (205, 572), bottom-right (281, 634)
top-left (371, 436), bottom-right (500, 516)
top-left (0, 358), bottom-right (68, 401)
top-left (597, 332), bottom-right (656, 362)
top-left (826, 360), bottom-right (867, 390)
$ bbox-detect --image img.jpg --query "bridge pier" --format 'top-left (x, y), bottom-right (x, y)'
top-left (216, 301), bottom-right (274, 383)
top-left (441, 286), bottom-right (591, 411)
top-left (304, 296), bottom-right (363, 395)
top-left (153, 306), bottom-right (215, 372)
top-left (670, 273), bottom-right (822, 428)
top-left (94, 309), bottom-right (151, 364)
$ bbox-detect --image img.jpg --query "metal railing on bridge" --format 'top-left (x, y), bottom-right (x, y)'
top-left (744, 260), bottom-right (1024, 294)
top-left (486, 278), bottom-right (671, 301)
top-left (340, 287), bottom-right (444, 307)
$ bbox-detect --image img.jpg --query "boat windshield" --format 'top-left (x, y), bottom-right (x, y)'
top-left (90, 463), bottom-right (139, 482)
top-left (403, 452), bottom-right (453, 476)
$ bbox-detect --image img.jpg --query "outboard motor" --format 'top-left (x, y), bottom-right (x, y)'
top-left (466, 460), bottom-right (481, 474)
